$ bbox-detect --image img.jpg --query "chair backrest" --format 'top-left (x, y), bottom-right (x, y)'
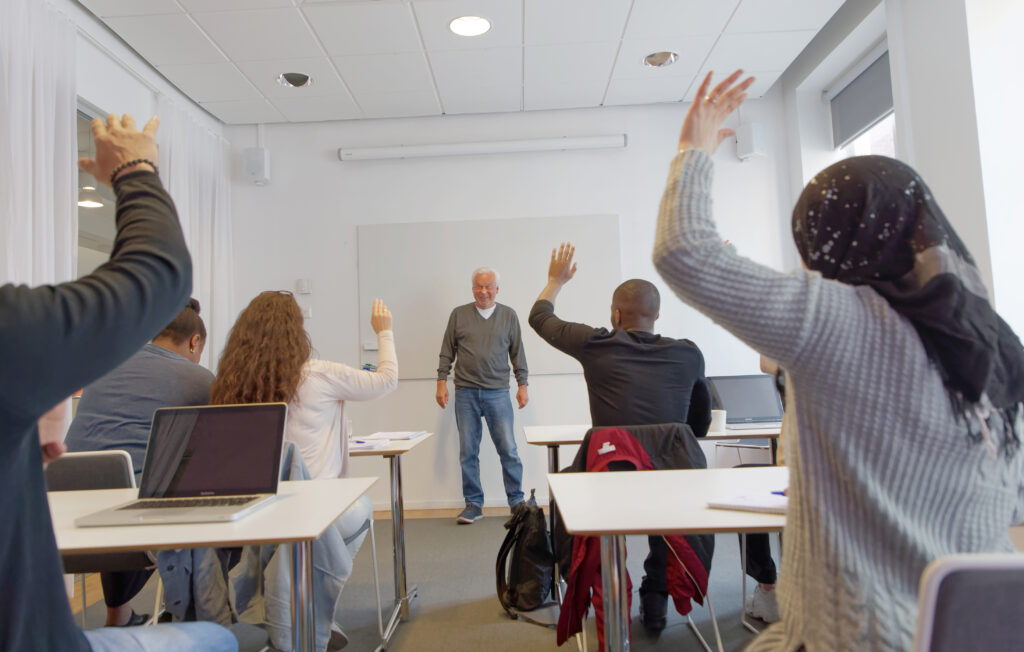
top-left (45, 450), bottom-right (136, 491)
top-left (914, 553), bottom-right (1024, 651)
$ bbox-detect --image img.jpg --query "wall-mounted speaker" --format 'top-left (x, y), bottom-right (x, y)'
top-left (736, 123), bottom-right (765, 161)
top-left (243, 147), bottom-right (270, 185)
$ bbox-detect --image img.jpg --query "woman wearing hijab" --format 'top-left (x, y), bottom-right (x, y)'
top-left (653, 70), bottom-right (1024, 651)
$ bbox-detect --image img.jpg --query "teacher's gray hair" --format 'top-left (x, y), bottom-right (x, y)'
top-left (472, 266), bottom-right (500, 286)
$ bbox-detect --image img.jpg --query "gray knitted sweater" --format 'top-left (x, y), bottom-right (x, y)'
top-left (654, 150), bottom-right (1024, 651)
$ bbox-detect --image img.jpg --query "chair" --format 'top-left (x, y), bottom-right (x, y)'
top-left (45, 450), bottom-right (163, 627)
top-left (913, 553), bottom-right (1024, 651)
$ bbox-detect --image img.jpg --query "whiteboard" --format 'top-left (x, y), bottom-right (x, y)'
top-left (357, 215), bottom-right (621, 379)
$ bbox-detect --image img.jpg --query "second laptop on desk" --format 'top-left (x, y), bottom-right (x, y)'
top-left (75, 403), bottom-right (287, 527)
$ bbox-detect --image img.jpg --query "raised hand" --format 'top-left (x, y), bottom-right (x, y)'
top-left (548, 242), bottom-right (578, 286)
top-left (370, 298), bottom-right (393, 333)
top-left (678, 70), bottom-right (755, 155)
top-left (78, 114), bottom-right (160, 186)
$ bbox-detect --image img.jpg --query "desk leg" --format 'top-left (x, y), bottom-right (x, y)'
top-left (770, 438), bottom-right (778, 466)
top-left (291, 539), bottom-right (316, 652)
top-left (600, 534), bottom-right (630, 652)
top-left (389, 454), bottom-right (411, 620)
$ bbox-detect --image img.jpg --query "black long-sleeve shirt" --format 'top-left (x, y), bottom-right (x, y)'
top-left (0, 171), bottom-right (192, 651)
top-left (529, 299), bottom-right (711, 434)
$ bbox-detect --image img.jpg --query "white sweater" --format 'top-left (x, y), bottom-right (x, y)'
top-left (654, 150), bottom-right (1024, 651)
top-left (286, 330), bottom-right (397, 479)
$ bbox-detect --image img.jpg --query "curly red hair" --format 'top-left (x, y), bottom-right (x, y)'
top-left (210, 291), bottom-right (311, 405)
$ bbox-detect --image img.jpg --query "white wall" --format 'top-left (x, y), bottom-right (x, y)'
top-left (226, 96), bottom-right (792, 509)
top-left (965, 0), bottom-right (1024, 336)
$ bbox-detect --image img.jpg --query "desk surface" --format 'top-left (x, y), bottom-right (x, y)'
top-left (49, 478), bottom-right (376, 554)
top-left (548, 466), bottom-right (787, 536)
top-left (348, 432), bottom-right (433, 457)
top-left (525, 424), bottom-right (781, 446)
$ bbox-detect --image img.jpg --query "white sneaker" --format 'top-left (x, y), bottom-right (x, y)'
top-left (744, 585), bottom-right (780, 623)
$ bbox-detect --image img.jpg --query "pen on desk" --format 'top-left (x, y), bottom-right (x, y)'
top-left (771, 490), bottom-right (787, 496)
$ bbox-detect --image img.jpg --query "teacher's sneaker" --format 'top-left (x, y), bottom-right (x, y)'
top-left (457, 504), bottom-right (483, 524)
top-left (744, 585), bottom-right (780, 623)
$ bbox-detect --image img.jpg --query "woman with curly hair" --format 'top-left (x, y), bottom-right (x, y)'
top-left (211, 291), bottom-right (397, 479)
top-left (211, 291), bottom-right (397, 648)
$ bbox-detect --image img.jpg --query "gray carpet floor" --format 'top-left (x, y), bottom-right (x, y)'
top-left (81, 515), bottom-right (780, 651)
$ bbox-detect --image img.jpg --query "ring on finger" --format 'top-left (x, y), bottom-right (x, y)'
top-left (704, 95), bottom-right (718, 105)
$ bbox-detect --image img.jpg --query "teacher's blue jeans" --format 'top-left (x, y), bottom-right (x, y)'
top-left (455, 387), bottom-right (524, 507)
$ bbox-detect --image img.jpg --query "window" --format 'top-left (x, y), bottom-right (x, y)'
top-left (76, 109), bottom-right (115, 277)
top-left (829, 50), bottom-right (894, 150)
top-left (839, 111), bottom-right (895, 158)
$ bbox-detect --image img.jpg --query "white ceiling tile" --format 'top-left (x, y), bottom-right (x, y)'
top-left (200, 98), bottom-right (286, 124)
top-left (429, 47), bottom-right (521, 103)
top-left (524, 43), bottom-right (617, 111)
top-left (271, 96), bottom-right (362, 123)
top-left (414, 0), bottom-right (523, 52)
top-left (612, 36), bottom-right (715, 80)
top-left (236, 58), bottom-right (349, 99)
top-left (104, 14), bottom-right (226, 66)
top-left (683, 69), bottom-right (783, 100)
top-left (625, 0), bottom-right (740, 39)
top-left (604, 76), bottom-right (689, 106)
top-left (524, 0), bottom-right (630, 45)
top-left (303, 2), bottom-right (421, 56)
top-left (157, 62), bottom-right (261, 102)
top-left (192, 8), bottom-right (323, 62)
top-left (356, 91), bottom-right (443, 119)
top-left (80, 0), bottom-right (182, 17)
top-left (179, 0), bottom-right (294, 11)
top-left (726, 0), bottom-right (845, 34)
top-left (702, 31), bottom-right (816, 73)
top-left (332, 52), bottom-right (434, 97)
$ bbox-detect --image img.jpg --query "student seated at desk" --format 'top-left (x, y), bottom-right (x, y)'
top-left (653, 70), bottom-right (1024, 651)
top-left (210, 291), bottom-right (398, 646)
top-left (0, 112), bottom-right (234, 651)
top-left (528, 243), bottom-right (712, 634)
top-left (64, 298), bottom-right (214, 627)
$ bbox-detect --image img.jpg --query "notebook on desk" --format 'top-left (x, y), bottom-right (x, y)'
top-left (75, 403), bottom-right (287, 527)
top-left (707, 374), bottom-right (783, 430)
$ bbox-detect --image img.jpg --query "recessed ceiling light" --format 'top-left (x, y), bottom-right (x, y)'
top-left (277, 72), bottom-right (314, 88)
top-left (449, 16), bottom-right (490, 37)
top-left (643, 51), bottom-right (679, 68)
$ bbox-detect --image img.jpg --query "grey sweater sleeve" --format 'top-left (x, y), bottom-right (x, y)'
top-left (437, 309), bottom-right (458, 381)
top-left (508, 310), bottom-right (528, 386)
top-left (652, 149), bottom-right (874, 373)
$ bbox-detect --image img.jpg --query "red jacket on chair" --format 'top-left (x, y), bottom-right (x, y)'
top-left (556, 427), bottom-right (710, 649)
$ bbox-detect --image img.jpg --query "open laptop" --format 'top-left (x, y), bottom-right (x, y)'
top-left (707, 375), bottom-right (783, 430)
top-left (76, 403), bottom-right (287, 527)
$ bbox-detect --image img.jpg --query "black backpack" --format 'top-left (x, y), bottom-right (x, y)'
top-left (496, 490), bottom-right (556, 623)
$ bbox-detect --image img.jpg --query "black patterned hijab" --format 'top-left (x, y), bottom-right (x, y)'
top-left (792, 156), bottom-right (1024, 450)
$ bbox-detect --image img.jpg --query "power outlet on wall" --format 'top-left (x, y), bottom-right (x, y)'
top-left (302, 306), bottom-right (313, 319)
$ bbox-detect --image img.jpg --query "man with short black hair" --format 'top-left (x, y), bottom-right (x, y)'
top-left (436, 267), bottom-right (529, 524)
top-left (529, 242), bottom-right (712, 633)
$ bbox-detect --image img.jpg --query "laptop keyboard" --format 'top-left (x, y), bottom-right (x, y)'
top-left (118, 496), bottom-right (261, 510)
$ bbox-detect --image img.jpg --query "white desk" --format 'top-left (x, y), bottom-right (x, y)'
top-left (525, 424), bottom-right (782, 472)
top-left (548, 467), bottom-right (787, 652)
top-left (349, 432), bottom-right (432, 646)
top-left (49, 478), bottom-right (376, 652)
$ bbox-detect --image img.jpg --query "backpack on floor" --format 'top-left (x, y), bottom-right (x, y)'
top-left (496, 489), bottom-right (555, 624)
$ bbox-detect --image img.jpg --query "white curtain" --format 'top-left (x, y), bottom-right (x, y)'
top-left (157, 96), bottom-right (234, 369)
top-left (0, 0), bottom-right (77, 287)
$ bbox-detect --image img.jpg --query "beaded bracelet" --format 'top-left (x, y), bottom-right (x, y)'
top-left (109, 158), bottom-right (158, 185)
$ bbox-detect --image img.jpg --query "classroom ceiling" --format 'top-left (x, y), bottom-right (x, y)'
top-left (78, 0), bottom-right (845, 125)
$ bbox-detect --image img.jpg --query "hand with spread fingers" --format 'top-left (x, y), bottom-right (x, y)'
top-left (548, 242), bottom-right (578, 286)
top-left (678, 70), bottom-right (756, 155)
top-left (78, 113), bottom-right (160, 186)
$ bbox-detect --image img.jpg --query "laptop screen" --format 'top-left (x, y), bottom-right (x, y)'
top-left (138, 404), bottom-right (286, 499)
top-left (707, 375), bottom-right (783, 424)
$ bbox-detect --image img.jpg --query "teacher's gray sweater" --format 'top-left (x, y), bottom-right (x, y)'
top-left (653, 149), bottom-right (1024, 652)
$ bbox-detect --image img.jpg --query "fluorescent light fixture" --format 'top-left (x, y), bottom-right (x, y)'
top-left (338, 134), bottom-right (627, 161)
top-left (449, 16), bottom-right (491, 37)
